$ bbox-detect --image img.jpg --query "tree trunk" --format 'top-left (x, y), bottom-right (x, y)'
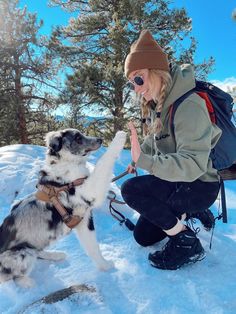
top-left (14, 54), bottom-right (28, 144)
top-left (112, 81), bottom-right (125, 135)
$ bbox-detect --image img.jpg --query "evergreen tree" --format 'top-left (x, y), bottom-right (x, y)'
top-left (0, 0), bottom-right (60, 145)
top-left (49, 0), bottom-right (214, 141)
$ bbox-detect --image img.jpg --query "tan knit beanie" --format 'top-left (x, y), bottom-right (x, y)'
top-left (124, 30), bottom-right (169, 78)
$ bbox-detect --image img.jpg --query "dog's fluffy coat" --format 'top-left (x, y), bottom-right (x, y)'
top-left (0, 128), bottom-right (126, 287)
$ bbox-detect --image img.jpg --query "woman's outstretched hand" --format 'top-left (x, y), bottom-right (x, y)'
top-left (128, 121), bottom-right (141, 164)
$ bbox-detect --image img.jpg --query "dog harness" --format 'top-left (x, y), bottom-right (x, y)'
top-left (36, 177), bottom-right (87, 229)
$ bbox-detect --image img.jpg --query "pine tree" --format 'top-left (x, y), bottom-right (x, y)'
top-left (0, 0), bottom-right (60, 145)
top-left (49, 0), bottom-right (214, 141)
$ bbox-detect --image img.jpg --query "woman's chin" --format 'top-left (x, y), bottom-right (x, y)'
top-left (143, 95), bottom-right (152, 102)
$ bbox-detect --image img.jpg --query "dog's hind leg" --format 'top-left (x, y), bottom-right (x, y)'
top-left (14, 276), bottom-right (35, 288)
top-left (0, 248), bottom-right (37, 287)
top-left (80, 131), bottom-right (126, 207)
top-left (37, 250), bottom-right (66, 261)
top-left (75, 211), bottom-right (114, 271)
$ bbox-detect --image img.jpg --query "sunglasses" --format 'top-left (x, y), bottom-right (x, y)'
top-left (141, 117), bottom-right (151, 125)
top-left (129, 75), bottom-right (144, 86)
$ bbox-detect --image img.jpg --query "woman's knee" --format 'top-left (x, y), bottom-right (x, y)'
top-left (121, 178), bottom-right (131, 194)
top-left (121, 177), bottom-right (138, 199)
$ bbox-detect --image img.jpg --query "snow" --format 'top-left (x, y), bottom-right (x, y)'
top-left (0, 144), bottom-right (236, 314)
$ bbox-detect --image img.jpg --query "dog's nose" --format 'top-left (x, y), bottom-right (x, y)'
top-left (97, 138), bottom-right (103, 144)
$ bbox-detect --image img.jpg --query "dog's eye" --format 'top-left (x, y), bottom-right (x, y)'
top-left (75, 134), bottom-right (82, 144)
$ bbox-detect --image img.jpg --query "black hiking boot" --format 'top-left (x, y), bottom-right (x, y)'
top-left (148, 227), bottom-right (205, 270)
top-left (186, 209), bottom-right (215, 231)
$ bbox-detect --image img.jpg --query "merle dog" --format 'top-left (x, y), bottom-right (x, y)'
top-left (0, 128), bottom-right (126, 287)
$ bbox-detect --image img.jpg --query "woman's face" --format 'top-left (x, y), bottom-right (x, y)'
top-left (128, 69), bottom-right (161, 102)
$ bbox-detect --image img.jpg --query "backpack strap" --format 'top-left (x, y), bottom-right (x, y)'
top-left (170, 87), bottom-right (216, 134)
top-left (170, 89), bottom-right (195, 135)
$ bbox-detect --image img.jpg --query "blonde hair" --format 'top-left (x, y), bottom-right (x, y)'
top-left (141, 69), bottom-right (172, 135)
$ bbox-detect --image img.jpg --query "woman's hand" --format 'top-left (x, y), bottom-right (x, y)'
top-left (128, 121), bottom-right (141, 163)
top-left (127, 164), bottom-right (136, 174)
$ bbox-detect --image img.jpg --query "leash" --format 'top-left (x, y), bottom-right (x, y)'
top-left (107, 169), bottom-right (137, 231)
top-left (111, 170), bottom-right (131, 183)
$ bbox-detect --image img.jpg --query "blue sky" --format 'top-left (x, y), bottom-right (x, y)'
top-left (19, 0), bottom-right (236, 82)
top-left (175, 0), bottom-right (236, 81)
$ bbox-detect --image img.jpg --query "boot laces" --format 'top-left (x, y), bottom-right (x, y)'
top-left (186, 218), bottom-right (200, 234)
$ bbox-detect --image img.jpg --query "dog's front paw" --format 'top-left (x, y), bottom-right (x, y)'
top-left (98, 259), bottom-right (115, 271)
top-left (37, 250), bottom-right (67, 261)
top-left (50, 251), bottom-right (67, 261)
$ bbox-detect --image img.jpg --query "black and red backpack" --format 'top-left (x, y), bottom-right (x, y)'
top-left (170, 80), bottom-right (236, 222)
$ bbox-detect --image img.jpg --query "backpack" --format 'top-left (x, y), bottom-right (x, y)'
top-left (170, 80), bottom-right (236, 223)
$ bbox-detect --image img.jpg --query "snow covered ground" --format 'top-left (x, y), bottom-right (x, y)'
top-left (0, 143), bottom-right (236, 314)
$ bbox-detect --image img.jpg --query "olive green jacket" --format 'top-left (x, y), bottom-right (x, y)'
top-left (136, 64), bottom-right (222, 182)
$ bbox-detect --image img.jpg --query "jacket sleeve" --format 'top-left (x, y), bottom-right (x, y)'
top-left (136, 96), bottom-right (221, 182)
top-left (140, 134), bottom-right (155, 155)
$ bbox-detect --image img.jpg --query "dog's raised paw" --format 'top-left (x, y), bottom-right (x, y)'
top-left (110, 131), bottom-right (126, 151)
top-left (115, 131), bottom-right (126, 142)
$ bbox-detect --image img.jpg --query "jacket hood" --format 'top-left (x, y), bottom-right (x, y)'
top-left (164, 64), bottom-right (196, 110)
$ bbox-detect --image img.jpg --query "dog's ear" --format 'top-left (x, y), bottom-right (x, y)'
top-left (45, 131), bottom-right (63, 152)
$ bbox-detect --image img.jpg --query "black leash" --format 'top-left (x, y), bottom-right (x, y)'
top-left (111, 170), bottom-right (131, 183)
top-left (107, 169), bottom-right (137, 231)
top-left (107, 190), bottom-right (135, 231)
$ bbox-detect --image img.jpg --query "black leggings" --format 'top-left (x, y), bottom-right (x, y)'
top-left (121, 175), bottom-right (220, 246)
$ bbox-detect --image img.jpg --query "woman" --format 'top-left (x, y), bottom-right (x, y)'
top-left (121, 30), bottom-right (221, 270)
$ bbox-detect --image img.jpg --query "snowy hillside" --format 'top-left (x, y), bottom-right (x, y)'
top-left (0, 144), bottom-right (236, 314)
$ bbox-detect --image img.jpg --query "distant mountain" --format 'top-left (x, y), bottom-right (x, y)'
top-left (55, 115), bottom-right (110, 125)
